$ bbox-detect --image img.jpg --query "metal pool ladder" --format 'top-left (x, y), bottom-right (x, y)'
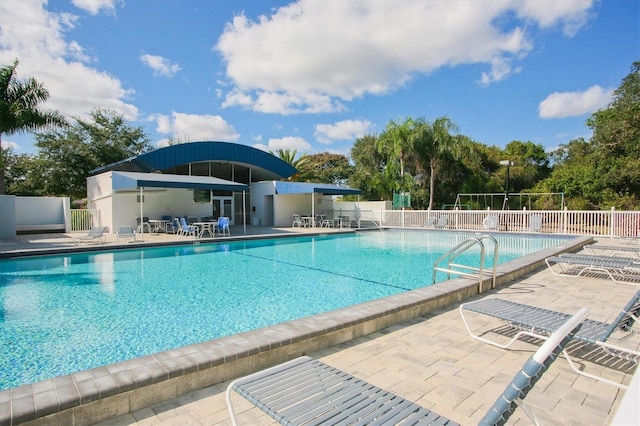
top-left (432, 234), bottom-right (498, 292)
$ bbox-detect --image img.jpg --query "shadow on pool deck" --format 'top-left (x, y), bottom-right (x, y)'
top-left (1, 230), bottom-right (638, 425)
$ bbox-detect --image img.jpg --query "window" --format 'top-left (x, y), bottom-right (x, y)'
top-left (193, 189), bottom-right (211, 203)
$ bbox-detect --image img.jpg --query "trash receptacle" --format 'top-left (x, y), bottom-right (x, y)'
top-left (251, 217), bottom-right (260, 226)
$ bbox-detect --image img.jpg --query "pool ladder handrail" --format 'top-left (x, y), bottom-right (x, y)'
top-left (432, 234), bottom-right (498, 292)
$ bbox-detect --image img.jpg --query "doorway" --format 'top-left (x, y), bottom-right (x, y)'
top-left (212, 197), bottom-right (234, 224)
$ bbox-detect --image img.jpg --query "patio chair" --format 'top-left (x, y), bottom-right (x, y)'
top-left (74, 226), bottom-right (107, 245)
top-left (423, 216), bottom-right (436, 227)
top-left (545, 253), bottom-right (640, 284)
top-left (116, 226), bottom-right (137, 243)
top-left (292, 214), bottom-right (302, 228)
top-left (529, 214), bottom-right (543, 232)
top-left (340, 215), bottom-right (351, 228)
top-left (179, 217), bottom-right (198, 237)
top-left (217, 216), bottom-right (230, 236)
top-left (483, 215), bottom-right (499, 230)
top-left (227, 308), bottom-right (589, 426)
top-left (435, 216), bottom-right (448, 229)
top-left (135, 216), bottom-right (151, 233)
top-left (459, 290), bottom-right (640, 389)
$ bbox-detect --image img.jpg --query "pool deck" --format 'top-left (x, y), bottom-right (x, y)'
top-left (1, 228), bottom-right (639, 425)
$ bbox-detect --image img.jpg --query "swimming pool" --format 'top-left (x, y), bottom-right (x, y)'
top-left (0, 230), bottom-right (568, 390)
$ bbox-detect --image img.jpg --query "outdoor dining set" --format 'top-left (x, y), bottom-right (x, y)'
top-left (292, 214), bottom-right (352, 229)
top-left (135, 216), bottom-right (230, 239)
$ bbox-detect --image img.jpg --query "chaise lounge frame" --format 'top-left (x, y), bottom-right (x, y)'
top-left (459, 290), bottom-right (640, 389)
top-left (545, 253), bottom-right (640, 285)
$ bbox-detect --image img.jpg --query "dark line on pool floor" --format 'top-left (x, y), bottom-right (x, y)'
top-left (229, 250), bottom-right (414, 292)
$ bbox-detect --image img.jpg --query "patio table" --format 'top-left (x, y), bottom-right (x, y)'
top-left (149, 219), bottom-right (171, 233)
top-left (300, 216), bottom-right (314, 227)
top-left (194, 221), bottom-right (217, 238)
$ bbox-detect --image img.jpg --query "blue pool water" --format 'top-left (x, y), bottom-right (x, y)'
top-left (0, 230), bottom-right (568, 390)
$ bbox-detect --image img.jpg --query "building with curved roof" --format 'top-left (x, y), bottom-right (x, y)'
top-left (87, 141), bottom-right (362, 232)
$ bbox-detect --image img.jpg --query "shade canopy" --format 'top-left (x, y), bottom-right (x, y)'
top-left (274, 181), bottom-right (362, 196)
top-left (112, 171), bottom-right (249, 191)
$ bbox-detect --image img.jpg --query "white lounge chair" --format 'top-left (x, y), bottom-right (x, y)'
top-left (483, 215), bottom-right (499, 230)
top-left (74, 226), bottom-right (106, 245)
top-left (227, 308), bottom-right (589, 426)
top-left (529, 214), bottom-right (543, 232)
top-left (545, 253), bottom-right (640, 284)
top-left (585, 244), bottom-right (640, 258)
top-left (435, 216), bottom-right (448, 229)
top-left (460, 290), bottom-right (640, 389)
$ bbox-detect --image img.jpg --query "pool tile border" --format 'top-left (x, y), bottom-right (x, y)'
top-left (0, 233), bottom-right (592, 426)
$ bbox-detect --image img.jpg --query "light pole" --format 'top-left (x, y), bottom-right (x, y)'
top-left (499, 160), bottom-right (513, 210)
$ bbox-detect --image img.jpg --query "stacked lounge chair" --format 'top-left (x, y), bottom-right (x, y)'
top-left (545, 253), bottom-right (640, 284)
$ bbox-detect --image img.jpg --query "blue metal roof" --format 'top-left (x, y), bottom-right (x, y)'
top-left (112, 172), bottom-right (249, 191)
top-left (90, 141), bottom-right (297, 180)
top-left (274, 181), bottom-right (362, 195)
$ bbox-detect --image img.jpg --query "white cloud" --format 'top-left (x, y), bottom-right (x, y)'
top-left (72, 0), bottom-right (118, 15)
top-left (140, 54), bottom-right (181, 78)
top-left (151, 112), bottom-right (240, 142)
top-left (216, 0), bottom-right (594, 114)
top-left (2, 140), bottom-right (20, 151)
top-left (314, 120), bottom-right (373, 144)
top-left (0, 0), bottom-right (137, 120)
top-left (515, 0), bottom-right (594, 36)
top-left (538, 85), bottom-right (613, 119)
top-left (253, 136), bottom-right (312, 153)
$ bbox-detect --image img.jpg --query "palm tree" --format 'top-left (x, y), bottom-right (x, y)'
top-left (413, 116), bottom-right (468, 210)
top-left (0, 59), bottom-right (66, 194)
top-left (271, 148), bottom-right (308, 181)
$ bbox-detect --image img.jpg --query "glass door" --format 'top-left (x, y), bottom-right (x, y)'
top-left (212, 197), bottom-right (234, 224)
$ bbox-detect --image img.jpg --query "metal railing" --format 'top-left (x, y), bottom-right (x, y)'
top-left (432, 235), bottom-right (498, 292)
top-left (376, 208), bottom-right (640, 237)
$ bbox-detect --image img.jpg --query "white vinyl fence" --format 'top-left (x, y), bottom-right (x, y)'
top-left (70, 209), bottom-right (100, 231)
top-left (366, 208), bottom-right (640, 238)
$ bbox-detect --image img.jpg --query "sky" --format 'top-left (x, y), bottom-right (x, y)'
top-left (1, 0), bottom-right (638, 159)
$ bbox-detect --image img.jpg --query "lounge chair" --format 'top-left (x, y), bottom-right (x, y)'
top-left (423, 216), bottom-right (436, 227)
top-left (116, 226), bottom-right (137, 243)
top-left (585, 244), bottom-right (640, 258)
top-left (292, 214), bottom-right (303, 228)
top-left (74, 226), bottom-right (106, 245)
top-left (435, 216), bottom-right (448, 229)
top-left (483, 215), bottom-right (499, 230)
top-left (545, 253), bottom-right (640, 284)
top-left (529, 214), bottom-right (543, 232)
top-left (227, 308), bottom-right (589, 426)
top-left (459, 290), bottom-right (640, 389)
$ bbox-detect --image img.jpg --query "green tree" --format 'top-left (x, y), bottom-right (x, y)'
top-left (271, 148), bottom-right (308, 181)
top-left (34, 109), bottom-right (151, 199)
top-left (375, 117), bottom-right (415, 193)
top-left (2, 147), bottom-right (46, 195)
top-left (536, 61), bottom-right (640, 209)
top-left (502, 140), bottom-right (551, 193)
top-left (349, 134), bottom-right (390, 200)
top-left (0, 59), bottom-right (66, 194)
top-left (413, 116), bottom-right (468, 210)
top-left (296, 152), bottom-right (353, 184)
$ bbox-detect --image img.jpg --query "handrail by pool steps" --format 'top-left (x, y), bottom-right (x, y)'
top-left (433, 234), bottom-right (498, 292)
